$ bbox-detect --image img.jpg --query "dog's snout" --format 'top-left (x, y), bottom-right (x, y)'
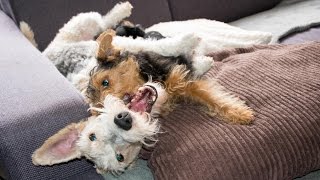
top-left (114, 111), bottom-right (132, 130)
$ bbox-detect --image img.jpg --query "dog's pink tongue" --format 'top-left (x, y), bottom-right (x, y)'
top-left (130, 93), bottom-right (149, 112)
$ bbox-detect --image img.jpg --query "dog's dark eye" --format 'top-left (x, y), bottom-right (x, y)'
top-left (116, 153), bottom-right (124, 162)
top-left (89, 133), bottom-right (96, 141)
top-left (102, 79), bottom-right (109, 87)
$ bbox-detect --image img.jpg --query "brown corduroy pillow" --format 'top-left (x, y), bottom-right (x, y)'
top-left (147, 42), bottom-right (320, 180)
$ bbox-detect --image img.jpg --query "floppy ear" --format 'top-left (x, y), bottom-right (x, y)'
top-left (96, 29), bottom-right (121, 63)
top-left (32, 122), bottom-right (86, 166)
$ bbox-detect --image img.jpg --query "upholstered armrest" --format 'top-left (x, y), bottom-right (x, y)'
top-left (0, 11), bottom-right (102, 180)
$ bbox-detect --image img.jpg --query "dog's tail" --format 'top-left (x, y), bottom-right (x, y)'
top-left (102, 1), bottom-right (133, 29)
top-left (19, 21), bottom-right (38, 48)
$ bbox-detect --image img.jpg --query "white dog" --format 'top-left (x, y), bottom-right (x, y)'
top-left (32, 93), bottom-right (160, 174)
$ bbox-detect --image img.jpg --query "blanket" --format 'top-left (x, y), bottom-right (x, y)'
top-left (230, 0), bottom-right (320, 42)
top-left (147, 42), bottom-right (320, 180)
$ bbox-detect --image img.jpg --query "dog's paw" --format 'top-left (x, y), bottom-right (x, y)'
top-left (226, 107), bottom-right (254, 125)
top-left (192, 55), bottom-right (214, 76)
top-left (111, 1), bottom-right (133, 18)
top-left (102, 1), bottom-right (133, 28)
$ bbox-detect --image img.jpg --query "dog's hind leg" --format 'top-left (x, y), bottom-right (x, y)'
top-left (102, 2), bottom-right (133, 29)
top-left (52, 2), bottom-right (132, 44)
top-left (165, 65), bottom-right (253, 124)
top-left (52, 12), bottom-right (105, 43)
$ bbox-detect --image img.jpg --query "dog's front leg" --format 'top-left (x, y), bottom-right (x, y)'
top-left (165, 65), bottom-right (253, 124)
top-left (184, 80), bottom-right (254, 124)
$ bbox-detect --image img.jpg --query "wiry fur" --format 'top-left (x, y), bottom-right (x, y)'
top-left (32, 1), bottom-right (253, 174)
top-left (32, 95), bottom-right (159, 174)
top-left (91, 32), bottom-right (254, 124)
top-left (30, 1), bottom-right (209, 96)
top-left (42, 2), bottom-right (133, 94)
top-left (164, 66), bottom-right (253, 123)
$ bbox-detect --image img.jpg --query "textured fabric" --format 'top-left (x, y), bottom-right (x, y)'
top-left (280, 26), bottom-right (320, 44)
top-left (0, 11), bottom-right (100, 180)
top-left (230, 0), bottom-right (320, 43)
top-left (167, 0), bottom-right (280, 22)
top-left (9, 0), bottom-right (172, 51)
top-left (148, 42), bottom-right (320, 180)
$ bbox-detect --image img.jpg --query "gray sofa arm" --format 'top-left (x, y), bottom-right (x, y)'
top-left (0, 11), bottom-right (102, 180)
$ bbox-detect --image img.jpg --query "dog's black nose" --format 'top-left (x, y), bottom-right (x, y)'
top-left (114, 111), bottom-right (132, 130)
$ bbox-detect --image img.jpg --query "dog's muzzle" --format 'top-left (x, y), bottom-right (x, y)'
top-left (114, 111), bottom-right (132, 130)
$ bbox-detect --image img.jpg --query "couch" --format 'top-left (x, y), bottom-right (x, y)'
top-left (0, 0), bottom-right (319, 179)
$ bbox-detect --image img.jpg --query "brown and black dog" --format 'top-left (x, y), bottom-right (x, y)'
top-left (87, 30), bottom-right (253, 124)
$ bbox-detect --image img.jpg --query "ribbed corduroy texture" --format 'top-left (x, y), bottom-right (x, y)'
top-left (148, 42), bottom-right (320, 180)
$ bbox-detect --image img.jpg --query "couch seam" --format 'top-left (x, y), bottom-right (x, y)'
top-left (0, 0), bottom-right (17, 24)
top-left (165, 0), bottom-right (174, 21)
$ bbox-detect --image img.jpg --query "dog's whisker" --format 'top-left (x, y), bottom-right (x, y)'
top-left (147, 75), bottom-right (153, 83)
top-left (88, 107), bottom-right (106, 113)
top-left (97, 101), bottom-right (105, 107)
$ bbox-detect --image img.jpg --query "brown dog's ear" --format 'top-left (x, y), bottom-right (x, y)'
top-left (32, 122), bottom-right (86, 166)
top-left (96, 29), bottom-right (121, 63)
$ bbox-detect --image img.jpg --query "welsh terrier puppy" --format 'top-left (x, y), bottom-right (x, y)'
top-left (88, 31), bottom-right (254, 124)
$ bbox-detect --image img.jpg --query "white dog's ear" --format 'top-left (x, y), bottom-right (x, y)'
top-left (32, 122), bottom-right (86, 166)
top-left (96, 29), bottom-right (121, 63)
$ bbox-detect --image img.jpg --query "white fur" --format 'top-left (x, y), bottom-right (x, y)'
top-left (32, 94), bottom-right (159, 174)
top-left (146, 19), bottom-right (272, 52)
top-left (42, 2), bottom-right (206, 94)
top-left (112, 33), bottom-right (200, 57)
top-left (43, 2), bottom-right (134, 94)
top-left (78, 95), bottom-right (159, 173)
top-left (42, 2), bottom-right (272, 95)
top-left (112, 33), bottom-right (212, 76)
top-left (146, 19), bottom-right (273, 75)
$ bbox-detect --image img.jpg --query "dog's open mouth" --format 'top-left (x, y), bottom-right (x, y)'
top-left (127, 85), bottom-right (158, 113)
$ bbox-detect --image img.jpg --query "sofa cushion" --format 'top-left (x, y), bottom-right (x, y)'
top-left (167, 0), bottom-right (281, 22)
top-left (8, 0), bottom-right (172, 51)
top-left (0, 11), bottom-right (100, 180)
top-left (148, 42), bottom-right (320, 179)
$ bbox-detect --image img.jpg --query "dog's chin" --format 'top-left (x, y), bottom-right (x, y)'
top-left (127, 85), bottom-right (157, 113)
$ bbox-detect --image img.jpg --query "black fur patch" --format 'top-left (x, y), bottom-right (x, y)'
top-left (94, 51), bottom-right (194, 84)
top-left (134, 52), bottom-right (193, 82)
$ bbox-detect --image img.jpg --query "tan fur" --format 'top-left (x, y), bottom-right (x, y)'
top-left (96, 30), bottom-right (120, 61)
top-left (19, 21), bottom-right (38, 48)
top-left (163, 65), bottom-right (253, 124)
top-left (90, 57), bottom-right (145, 106)
top-left (91, 31), bottom-right (254, 124)
top-left (183, 80), bottom-right (253, 124)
